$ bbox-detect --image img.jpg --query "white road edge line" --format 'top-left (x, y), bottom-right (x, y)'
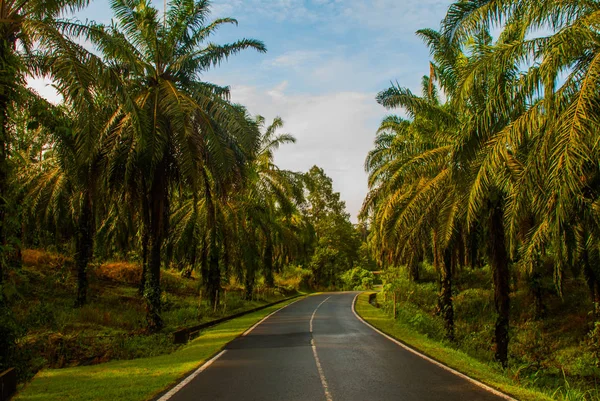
top-left (157, 350), bottom-right (227, 401)
top-left (243, 297), bottom-right (304, 336)
top-left (310, 296), bottom-right (333, 401)
top-left (160, 296), bottom-right (306, 401)
top-left (351, 293), bottom-right (516, 401)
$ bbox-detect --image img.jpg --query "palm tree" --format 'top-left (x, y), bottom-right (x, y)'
top-left (93, 0), bottom-right (265, 330)
top-left (439, 0), bottom-right (600, 365)
top-left (239, 116), bottom-right (304, 297)
top-left (0, 0), bottom-right (92, 293)
top-left (19, 90), bottom-right (111, 306)
top-left (365, 72), bottom-right (462, 340)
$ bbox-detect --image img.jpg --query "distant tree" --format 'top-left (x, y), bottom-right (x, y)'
top-left (303, 166), bottom-right (360, 287)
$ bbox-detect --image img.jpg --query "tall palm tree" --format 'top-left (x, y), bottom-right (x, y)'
top-left (19, 90), bottom-right (111, 306)
top-left (0, 0), bottom-right (91, 293)
top-left (239, 116), bottom-right (303, 297)
top-left (439, 0), bottom-right (600, 365)
top-left (94, 0), bottom-right (265, 330)
top-left (365, 73), bottom-right (462, 340)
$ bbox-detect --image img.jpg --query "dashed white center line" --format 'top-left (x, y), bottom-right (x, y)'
top-left (310, 296), bottom-right (332, 401)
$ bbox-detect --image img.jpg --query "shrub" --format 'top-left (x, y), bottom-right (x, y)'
top-left (275, 265), bottom-right (313, 292)
top-left (340, 267), bottom-right (375, 291)
top-left (95, 262), bottom-right (141, 285)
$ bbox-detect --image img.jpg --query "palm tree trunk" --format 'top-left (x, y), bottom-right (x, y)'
top-left (409, 252), bottom-right (420, 282)
top-left (202, 183), bottom-right (221, 309)
top-left (200, 236), bottom-right (208, 281)
top-left (440, 248), bottom-right (454, 341)
top-left (469, 225), bottom-right (478, 269)
top-left (0, 34), bottom-right (18, 294)
top-left (75, 191), bottom-right (94, 307)
top-left (145, 166), bottom-right (167, 332)
top-left (165, 239), bottom-right (173, 270)
top-left (530, 270), bottom-right (545, 320)
top-left (139, 227), bottom-right (149, 295)
top-left (206, 229), bottom-right (220, 307)
top-left (488, 199), bottom-right (510, 367)
top-left (583, 248), bottom-right (600, 318)
top-left (433, 230), bottom-right (454, 340)
top-left (245, 261), bottom-right (256, 301)
top-left (263, 237), bottom-right (274, 287)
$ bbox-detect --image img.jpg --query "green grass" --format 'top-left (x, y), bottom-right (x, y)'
top-left (354, 293), bottom-right (554, 401)
top-left (9, 250), bottom-right (293, 380)
top-left (14, 296), bottom-right (301, 401)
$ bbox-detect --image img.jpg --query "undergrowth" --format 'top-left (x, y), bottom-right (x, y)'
top-left (378, 263), bottom-right (600, 400)
top-left (7, 249), bottom-right (294, 383)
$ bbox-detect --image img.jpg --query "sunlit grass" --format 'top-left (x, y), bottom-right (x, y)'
top-left (14, 297), bottom-right (300, 401)
top-left (355, 293), bottom-right (554, 401)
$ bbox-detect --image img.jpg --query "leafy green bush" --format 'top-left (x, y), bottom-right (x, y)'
top-left (275, 265), bottom-right (313, 292)
top-left (340, 267), bottom-right (375, 291)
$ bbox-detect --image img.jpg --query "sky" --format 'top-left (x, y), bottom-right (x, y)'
top-left (28, 0), bottom-right (454, 222)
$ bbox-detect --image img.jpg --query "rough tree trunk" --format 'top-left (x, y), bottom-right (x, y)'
top-left (0, 34), bottom-right (17, 294)
top-left (488, 199), bottom-right (510, 367)
top-left (433, 230), bottom-right (454, 340)
top-left (144, 166), bottom-right (168, 332)
top-left (468, 224), bottom-right (479, 269)
top-left (206, 232), bottom-right (220, 308)
top-left (75, 191), bottom-right (94, 307)
top-left (582, 239), bottom-right (600, 319)
top-left (139, 228), bottom-right (149, 295)
top-left (245, 263), bottom-right (256, 301)
top-left (530, 271), bottom-right (545, 320)
top-left (409, 251), bottom-right (420, 282)
top-left (184, 240), bottom-right (196, 279)
top-left (263, 237), bottom-right (274, 287)
top-left (440, 248), bottom-right (454, 341)
top-left (165, 239), bottom-right (173, 270)
top-left (457, 229), bottom-right (467, 271)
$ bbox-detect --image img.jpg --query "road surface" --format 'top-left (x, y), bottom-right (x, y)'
top-left (162, 292), bottom-right (509, 401)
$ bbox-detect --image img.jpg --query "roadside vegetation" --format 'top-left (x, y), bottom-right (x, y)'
top-left (0, 0), bottom-right (368, 390)
top-left (3, 0), bottom-right (599, 399)
top-left (360, 0), bottom-right (600, 399)
top-left (14, 297), bottom-right (301, 401)
top-left (10, 249), bottom-right (295, 383)
top-left (355, 293), bottom-right (555, 401)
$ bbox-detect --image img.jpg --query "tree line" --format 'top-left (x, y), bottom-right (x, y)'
top-left (362, 0), bottom-right (600, 367)
top-left (0, 0), bottom-right (361, 366)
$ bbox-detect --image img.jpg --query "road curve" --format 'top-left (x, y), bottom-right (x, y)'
top-left (162, 292), bottom-right (508, 401)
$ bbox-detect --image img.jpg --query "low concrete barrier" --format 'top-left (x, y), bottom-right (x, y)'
top-left (0, 368), bottom-right (16, 401)
top-left (172, 294), bottom-right (301, 344)
top-left (368, 292), bottom-right (379, 308)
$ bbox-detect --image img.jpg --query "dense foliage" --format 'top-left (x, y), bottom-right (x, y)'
top-left (0, 0), bottom-right (360, 376)
top-left (361, 0), bottom-right (600, 384)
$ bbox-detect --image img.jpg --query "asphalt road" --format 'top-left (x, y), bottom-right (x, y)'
top-left (164, 292), bottom-right (509, 401)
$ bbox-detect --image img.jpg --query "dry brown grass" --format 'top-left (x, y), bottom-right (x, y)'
top-left (22, 249), bottom-right (71, 269)
top-left (95, 262), bottom-right (141, 285)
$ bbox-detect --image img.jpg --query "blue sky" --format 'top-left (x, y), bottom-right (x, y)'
top-left (30, 0), bottom-right (454, 221)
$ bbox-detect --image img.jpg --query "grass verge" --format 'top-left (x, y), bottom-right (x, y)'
top-left (10, 250), bottom-right (295, 381)
top-left (354, 293), bottom-right (553, 401)
top-left (14, 296), bottom-right (302, 401)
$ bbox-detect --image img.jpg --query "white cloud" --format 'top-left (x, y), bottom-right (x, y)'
top-left (27, 77), bottom-right (62, 104)
top-left (266, 80), bottom-right (289, 98)
top-left (266, 50), bottom-right (329, 68)
top-left (228, 81), bottom-right (381, 222)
